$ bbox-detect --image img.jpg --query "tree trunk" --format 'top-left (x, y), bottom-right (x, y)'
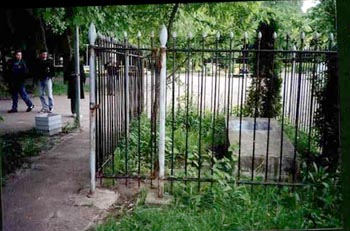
top-left (167, 3), bottom-right (179, 38)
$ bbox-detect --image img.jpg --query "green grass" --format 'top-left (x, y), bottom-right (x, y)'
top-left (0, 129), bottom-right (48, 176)
top-left (95, 183), bottom-right (341, 231)
top-left (0, 125), bottom-right (77, 177)
top-left (97, 102), bottom-right (341, 231)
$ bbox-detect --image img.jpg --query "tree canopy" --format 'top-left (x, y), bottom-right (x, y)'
top-left (0, 1), bottom-right (337, 72)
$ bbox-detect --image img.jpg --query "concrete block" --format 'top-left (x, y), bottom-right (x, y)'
top-left (35, 114), bottom-right (62, 136)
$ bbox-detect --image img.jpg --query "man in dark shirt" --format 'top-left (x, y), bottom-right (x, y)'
top-left (6, 50), bottom-right (34, 113)
top-left (64, 57), bottom-right (86, 117)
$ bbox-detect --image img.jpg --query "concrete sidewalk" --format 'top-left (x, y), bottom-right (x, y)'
top-left (1, 94), bottom-right (120, 231)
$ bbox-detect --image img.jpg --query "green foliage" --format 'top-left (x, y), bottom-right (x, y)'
top-left (37, 8), bottom-right (67, 34)
top-left (308, 0), bottom-right (337, 43)
top-left (95, 181), bottom-right (341, 231)
top-left (282, 121), bottom-right (320, 161)
top-left (313, 51), bottom-right (339, 173)
top-left (0, 129), bottom-right (45, 176)
top-left (282, 119), bottom-right (342, 228)
top-left (113, 99), bottom-right (227, 178)
top-left (245, 18), bottom-right (282, 118)
top-left (99, 96), bottom-right (341, 231)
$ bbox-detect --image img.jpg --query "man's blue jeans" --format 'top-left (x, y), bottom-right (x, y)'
top-left (39, 78), bottom-right (54, 110)
top-left (11, 84), bottom-right (33, 110)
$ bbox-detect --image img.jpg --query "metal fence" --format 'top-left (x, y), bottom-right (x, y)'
top-left (91, 35), bottom-right (144, 180)
top-left (88, 26), bottom-right (338, 191)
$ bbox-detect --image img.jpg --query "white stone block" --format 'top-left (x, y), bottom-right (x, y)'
top-left (35, 114), bottom-right (62, 136)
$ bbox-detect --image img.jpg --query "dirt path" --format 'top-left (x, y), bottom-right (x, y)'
top-left (1, 94), bottom-right (119, 231)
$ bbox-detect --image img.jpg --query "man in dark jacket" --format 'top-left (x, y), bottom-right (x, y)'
top-left (36, 50), bottom-right (55, 113)
top-left (64, 57), bottom-right (86, 117)
top-left (6, 50), bottom-right (34, 113)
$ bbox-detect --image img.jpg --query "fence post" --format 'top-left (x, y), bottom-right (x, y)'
top-left (124, 32), bottom-right (130, 138)
top-left (88, 23), bottom-right (97, 193)
top-left (74, 26), bottom-right (81, 127)
top-left (158, 25), bottom-right (168, 198)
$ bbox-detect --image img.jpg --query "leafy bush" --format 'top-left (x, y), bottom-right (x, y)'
top-left (112, 101), bottom-right (227, 179)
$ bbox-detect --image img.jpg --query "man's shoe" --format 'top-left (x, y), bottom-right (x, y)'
top-left (26, 105), bottom-right (34, 112)
top-left (38, 108), bottom-right (47, 113)
top-left (48, 108), bottom-right (53, 113)
top-left (8, 109), bottom-right (18, 113)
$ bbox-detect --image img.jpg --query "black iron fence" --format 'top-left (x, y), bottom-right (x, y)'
top-left (93, 36), bottom-right (144, 179)
top-left (89, 30), bottom-right (339, 190)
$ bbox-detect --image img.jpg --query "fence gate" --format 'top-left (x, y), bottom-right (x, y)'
top-left (88, 24), bottom-right (341, 229)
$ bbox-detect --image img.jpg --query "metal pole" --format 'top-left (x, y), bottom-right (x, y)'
top-left (158, 25), bottom-right (168, 198)
top-left (124, 32), bottom-right (130, 186)
top-left (86, 44), bottom-right (89, 65)
top-left (74, 26), bottom-right (81, 127)
top-left (88, 23), bottom-right (97, 193)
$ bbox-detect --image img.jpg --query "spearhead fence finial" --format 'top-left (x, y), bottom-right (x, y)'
top-left (151, 31), bottom-right (155, 38)
top-left (313, 32), bottom-right (320, 40)
top-left (244, 31), bottom-right (248, 41)
top-left (301, 31), bottom-right (305, 40)
top-left (89, 23), bottom-right (97, 45)
top-left (216, 32), bottom-right (220, 39)
top-left (172, 31), bottom-right (177, 38)
top-left (273, 32), bottom-right (277, 40)
top-left (258, 31), bottom-right (262, 40)
top-left (137, 31), bottom-right (141, 38)
top-left (160, 24), bottom-right (168, 48)
top-left (229, 31), bottom-right (234, 39)
top-left (188, 31), bottom-right (193, 40)
top-left (286, 33), bottom-right (290, 40)
top-left (292, 44), bottom-right (297, 58)
top-left (202, 32), bottom-right (207, 38)
top-left (123, 31), bottom-right (128, 39)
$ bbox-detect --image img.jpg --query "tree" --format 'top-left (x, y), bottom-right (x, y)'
top-left (308, 0), bottom-right (337, 42)
top-left (245, 18), bottom-right (282, 118)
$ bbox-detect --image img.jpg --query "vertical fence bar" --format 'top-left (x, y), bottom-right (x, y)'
top-left (216, 33), bottom-right (221, 116)
top-left (203, 55), bottom-right (207, 113)
top-left (288, 45), bottom-right (296, 124)
top-left (225, 32), bottom-right (234, 159)
top-left (265, 32), bottom-right (277, 182)
top-left (137, 31), bottom-right (142, 187)
top-left (293, 32), bottom-right (305, 184)
top-left (107, 38), bottom-right (113, 177)
top-left (279, 34), bottom-right (290, 182)
top-left (184, 32), bottom-right (192, 186)
top-left (306, 33), bottom-right (319, 180)
top-left (198, 32), bottom-right (206, 189)
top-left (99, 36), bottom-right (105, 182)
top-left (124, 32), bottom-right (130, 186)
top-left (191, 60), bottom-right (194, 105)
top-left (251, 31), bottom-right (261, 182)
top-left (211, 32), bottom-right (220, 179)
top-left (158, 25), bottom-right (168, 198)
top-left (238, 32), bottom-right (248, 181)
top-left (230, 35), bottom-right (236, 113)
top-left (171, 32), bottom-right (177, 193)
top-left (74, 26), bottom-right (81, 127)
top-left (150, 31), bottom-right (155, 187)
top-left (96, 36), bottom-right (101, 184)
top-left (237, 61), bottom-right (241, 110)
top-left (89, 23), bottom-right (97, 193)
